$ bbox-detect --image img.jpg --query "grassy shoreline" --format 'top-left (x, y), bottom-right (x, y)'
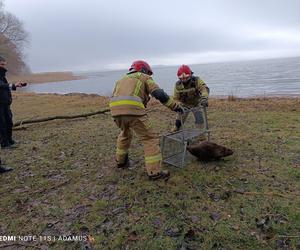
top-left (0, 93), bottom-right (299, 249)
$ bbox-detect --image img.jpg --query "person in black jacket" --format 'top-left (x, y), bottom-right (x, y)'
top-left (0, 56), bottom-right (26, 149)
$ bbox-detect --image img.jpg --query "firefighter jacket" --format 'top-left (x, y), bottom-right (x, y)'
top-left (0, 67), bottom-right (16, 105)
top-left (174, 76), bottom-right (209, 107)
top-left (110, 72), bottom-right (178, 116)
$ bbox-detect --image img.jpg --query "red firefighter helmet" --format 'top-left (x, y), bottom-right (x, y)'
top-left (129, 60), bottom-right (153, 75)
top-left (177, 64), bottom-right (192, 80)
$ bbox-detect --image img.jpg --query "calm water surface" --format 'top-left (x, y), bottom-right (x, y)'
top-left (23, 57), bottom-right (300, 97)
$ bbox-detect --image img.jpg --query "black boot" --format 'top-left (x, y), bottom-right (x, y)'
top-left (1, 138), bottom-right (11, 148)
top-left (1, 143), bottom-right (17, 149)
top-left (0, 165), bottom-right (13, 173)
top-left (116, 154), bottom-right (130, 168)
top-left (9, 139), bottom-right (15, 145)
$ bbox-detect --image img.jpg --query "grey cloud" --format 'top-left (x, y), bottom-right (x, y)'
top-left (5, 0), bottom-right (300, 71)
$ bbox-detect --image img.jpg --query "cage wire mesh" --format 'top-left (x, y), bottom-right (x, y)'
top-left (161, 132), bottom-right (196, 167)
top-left (161, 107), bottom-right (210, 168)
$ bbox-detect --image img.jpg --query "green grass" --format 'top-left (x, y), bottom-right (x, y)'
top-left (0, 94), bottom-right (299, 249)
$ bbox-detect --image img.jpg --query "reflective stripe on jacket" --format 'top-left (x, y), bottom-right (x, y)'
top-left (173, 76), bottom-right (209, 106)
top-left (110, 72), bottom-right (160, 116)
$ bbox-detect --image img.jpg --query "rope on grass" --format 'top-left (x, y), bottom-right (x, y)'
top-left (13, 108), bottom-right (110, 127)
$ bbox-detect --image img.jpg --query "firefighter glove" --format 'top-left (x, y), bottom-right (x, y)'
top-left (173, 103), bottom-right (186, 113)
top-left (200, 98), bottom-right (208, 107)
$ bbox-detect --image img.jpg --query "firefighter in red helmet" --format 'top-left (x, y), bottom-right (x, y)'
top-left (110, 60), bottom-right (184, 180)
top-left (172, 64), bottom-right (209, 132)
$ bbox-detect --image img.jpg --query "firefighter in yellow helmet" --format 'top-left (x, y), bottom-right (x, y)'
top-left (172, 64), bottom-right (209, 132)
top-left (109, 60), bottom-right (183, 180)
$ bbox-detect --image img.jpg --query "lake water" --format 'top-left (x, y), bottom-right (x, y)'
top-left (23, 57), bottom-right (300, 97)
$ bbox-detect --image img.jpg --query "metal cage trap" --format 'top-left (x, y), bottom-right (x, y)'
top-left (161, 106), bottom-right (210, 168)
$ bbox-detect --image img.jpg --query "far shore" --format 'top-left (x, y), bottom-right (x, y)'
top-left (13, 91), bottom-right (300, 100)
top-left (8, 71), bottom-right (86, 84)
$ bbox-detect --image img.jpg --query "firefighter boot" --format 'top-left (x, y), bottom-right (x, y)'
top-left (171, 119), bottom-right (182, 132)
top-left (148, 170), bottom-right (170, 180)
top-left (116, 154), bottom-right (130, 169)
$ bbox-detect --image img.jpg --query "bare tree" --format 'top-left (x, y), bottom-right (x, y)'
top-left (0, 12), bottom-right (29, 50)
top-left (0, 34), bottom-right (27, 74)
top-left (0, 0), bottom-right (30, 74)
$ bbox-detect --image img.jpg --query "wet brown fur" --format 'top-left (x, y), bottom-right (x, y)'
top-left (187, 141), bottom-right (233, 161)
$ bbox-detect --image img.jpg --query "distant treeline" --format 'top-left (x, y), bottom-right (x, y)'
top-left (0, 0), bottom-right (30, 75)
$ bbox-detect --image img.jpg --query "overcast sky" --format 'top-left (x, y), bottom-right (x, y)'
top-left (5, 0), bottom-right (300, 72)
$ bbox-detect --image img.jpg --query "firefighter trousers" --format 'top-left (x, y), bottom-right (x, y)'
top-left (113, 115), bottom-right (162, 176)
top-left (175, 108), bottom-right (204, 129)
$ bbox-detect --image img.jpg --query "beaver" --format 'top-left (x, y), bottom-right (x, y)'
top-left (187, 141), bottom-right (233, 161)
